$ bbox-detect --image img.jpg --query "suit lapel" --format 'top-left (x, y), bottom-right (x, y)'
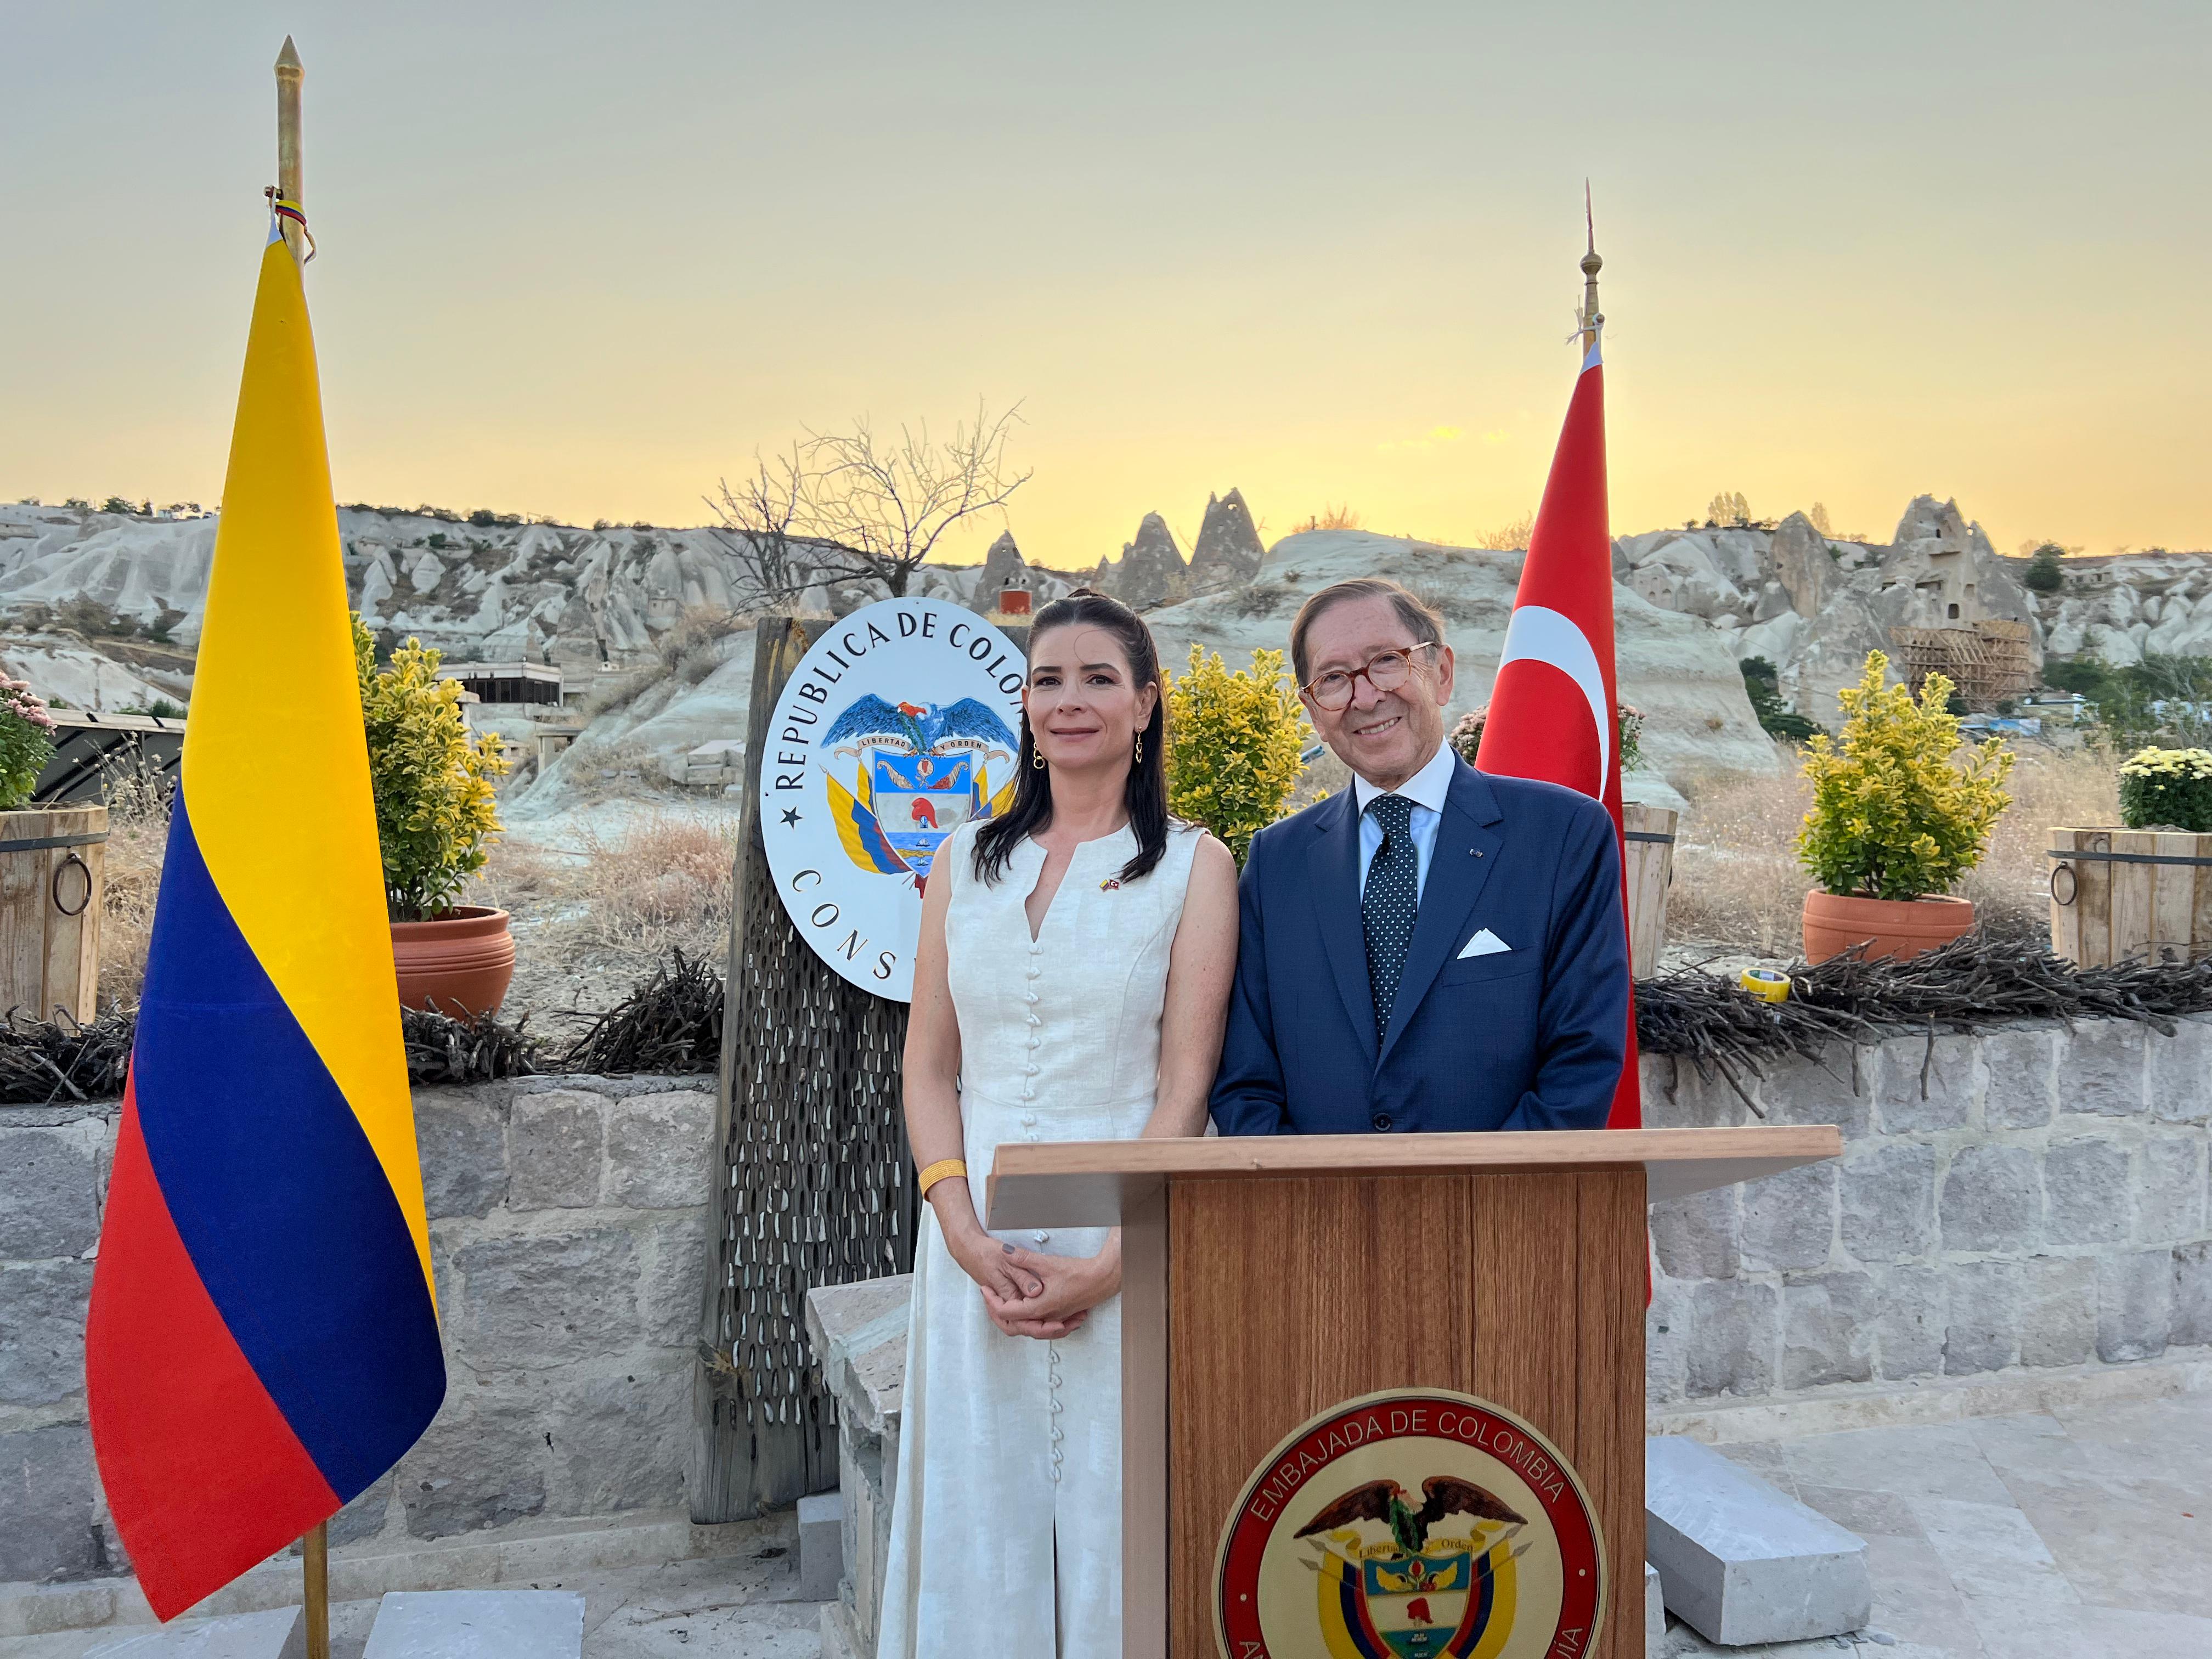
top-left (1309, 787), bottom-right (1378, 1067)
top-left (1378, 758), bottom-right (1505, 1066)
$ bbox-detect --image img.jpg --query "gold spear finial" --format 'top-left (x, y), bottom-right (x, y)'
top-left (1579, 180), bottom-right (1602, 351)
top-left (274, 37), bottom-right (304, 261)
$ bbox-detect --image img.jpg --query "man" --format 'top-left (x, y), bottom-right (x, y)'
top-left (1210, 578), bottom-right (1628, 1135)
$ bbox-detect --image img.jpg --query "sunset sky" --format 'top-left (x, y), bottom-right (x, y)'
top-left (4, 3), bottom-right (2206, 566)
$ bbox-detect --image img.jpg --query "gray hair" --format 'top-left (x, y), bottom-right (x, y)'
top-left (1289, 578), bottom-right (1446, 686)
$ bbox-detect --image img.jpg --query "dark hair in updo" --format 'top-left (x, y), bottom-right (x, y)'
top-left (971, 589), bottom-right (1170, 887)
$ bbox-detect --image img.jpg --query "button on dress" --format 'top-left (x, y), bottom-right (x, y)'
top-left (877, 820), bottom-right (1201, 1659)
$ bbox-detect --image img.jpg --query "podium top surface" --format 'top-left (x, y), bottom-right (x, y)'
top-left (985, 1124), bottom-right (1841, 1230)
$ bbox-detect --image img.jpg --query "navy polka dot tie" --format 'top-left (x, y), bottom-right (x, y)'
top-left (1362, 794), bottom-right (1419, 1041)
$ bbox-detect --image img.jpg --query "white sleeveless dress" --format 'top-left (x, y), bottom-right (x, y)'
top-left (876, 819), bottom-right (1202, 1659)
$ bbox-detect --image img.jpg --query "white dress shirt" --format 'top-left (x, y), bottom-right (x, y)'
top-left (1352, 738), bottom-right (1457, 901)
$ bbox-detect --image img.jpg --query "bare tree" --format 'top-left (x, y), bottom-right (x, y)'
top-left (707, 401), bottom-right (1030, 603)
top-left (704, 439), bottom-right (814, 608)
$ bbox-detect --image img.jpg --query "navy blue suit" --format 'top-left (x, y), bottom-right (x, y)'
top-left (1209, 754), bottom-right (1630, 1135)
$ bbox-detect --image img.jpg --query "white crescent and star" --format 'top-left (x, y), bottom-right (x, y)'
top-left (1494, 604), bottom-right (1611, 787)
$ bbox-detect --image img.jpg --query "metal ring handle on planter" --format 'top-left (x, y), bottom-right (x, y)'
top-left (51, 853), bottom-right (93, 917)
top-left (2046, 844), bottom-right (2212, 908)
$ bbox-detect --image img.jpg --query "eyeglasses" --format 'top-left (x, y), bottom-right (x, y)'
top-left (1301, 642), bottom-right (1440, 712)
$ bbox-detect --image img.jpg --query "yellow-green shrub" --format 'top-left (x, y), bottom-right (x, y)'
top-left (353, 618), bottom-right (509, 919)
top-left (1164, 645), bottom-right (1308, 863)
top-left (1796, 651), bottom-right (2013, 900)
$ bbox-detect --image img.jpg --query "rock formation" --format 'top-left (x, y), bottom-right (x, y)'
top-left (1188, 488), bottom-right (1266, 593)
top-left (1616, 495), bottom-right (2046, 726)
top-left (1769, 511), bottom-right (1833, 619)
top-left (980, 530), bottom-right (1029, 598)
top-left (0, 503), bottom-right (1072, 668)
top-left (1146, 529), bottom-right (1780, 790)
top-left (1092, 512), bottom-right (1188, 610)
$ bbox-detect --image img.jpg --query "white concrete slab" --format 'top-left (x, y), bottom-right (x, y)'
top-left (797, 1491), bottom-right (842, 1604)
top-left (84, 1610), bottom-right (303, 1659)
top-left (360, 1590), bottom-right (583, 1659)
top-left (1645, 1435), bottom-right (1871, 1646)
top-left (1644, 1561), bottom-right (1663, 1656)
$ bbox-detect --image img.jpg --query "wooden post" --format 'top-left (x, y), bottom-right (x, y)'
top-left (301, 1521), bottom-right (329, 1659)
top-left (690, 616), bottom-right (1033, 1521)
top-left (1621, 802), bottom-right (1677, 979)
top-left (274, 38), bottom-right (305, 261)
top-left (0, 805), bottom-right (107, 1022)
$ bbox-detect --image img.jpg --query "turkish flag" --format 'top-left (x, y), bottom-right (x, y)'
top-left (1474, 325), bottom-right (1640, 1128)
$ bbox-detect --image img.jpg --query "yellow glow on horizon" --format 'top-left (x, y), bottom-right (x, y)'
top-left (1, 7), bottom-right (2205, 568)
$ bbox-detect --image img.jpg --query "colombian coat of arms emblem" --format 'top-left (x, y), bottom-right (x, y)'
top-left (1215, 1389), bottom-right (1606, 1659)
top-left (760, 597), bottom-right (1025, 1001)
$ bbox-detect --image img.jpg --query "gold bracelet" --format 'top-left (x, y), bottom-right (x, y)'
top-left (917, 1158), bottom-right (968, 1200)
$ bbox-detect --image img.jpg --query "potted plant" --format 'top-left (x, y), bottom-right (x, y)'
top-left (1, 674), bottom-right (57, 810)
top-left (1797, 651), bottom-right (2012, 963)
top-left (355, 619), bottom-right (514, 1016)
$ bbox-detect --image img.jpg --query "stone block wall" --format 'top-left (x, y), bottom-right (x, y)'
top-left (0, 1074), bottom-right (715, 1589)
top-left (1644, 1018), bottom-right (2212, 1410)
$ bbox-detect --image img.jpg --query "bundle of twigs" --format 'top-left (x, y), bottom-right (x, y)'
top-left (1635, 932), bottom-right (2212, 1113)
top-left (1, 1003), bottom-right (544, 1105)
top-left (402, 1005), bottom-right (542, 1086)
top-left (558, 949), bottom-right (724, 1076)
top-left (0, 1006), bottom-right (137, 1104)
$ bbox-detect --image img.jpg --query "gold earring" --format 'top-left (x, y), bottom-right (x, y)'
top-left (1031, 749), bottom-right (1045, 770)
top-left (1134, 733), bottom-right (1144, 764)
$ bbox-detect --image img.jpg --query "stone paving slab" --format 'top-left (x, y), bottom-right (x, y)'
top-left (362, 1592), bottom-right (582, 1658)
top-left (0, 1516), bottom-right (819, 1659)
top-left (83, 1612), bottom-right (303, 1659)
top-left (1660, 1391), bottom-right (2212, 1657)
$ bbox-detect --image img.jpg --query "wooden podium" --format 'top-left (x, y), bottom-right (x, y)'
top-left (988, 1126), bottom-right (1841, 1659)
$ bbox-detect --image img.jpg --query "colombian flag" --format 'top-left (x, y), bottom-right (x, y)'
top-left (85, 215), bottom-right (445, 1619)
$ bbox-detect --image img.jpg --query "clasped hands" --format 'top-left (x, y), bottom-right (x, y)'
top-left (947, 1222), bottom-right (1119, 1340)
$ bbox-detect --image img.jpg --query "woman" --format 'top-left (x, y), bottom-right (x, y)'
top-left (877, 590), bottom-right (1238, 1657)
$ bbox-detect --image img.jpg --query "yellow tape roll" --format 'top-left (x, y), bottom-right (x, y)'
top-left (1740, 967), bottom-right (1791, 1003)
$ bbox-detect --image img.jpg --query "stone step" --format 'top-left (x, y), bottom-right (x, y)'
top-left (85, 1610), bottom-right (304, 1658)
top-left (361, 1590), bottom-right (584, 1658)
top-left (1645, 1436), bottom-right (1870, 1646)
top-left (798, 1491), bottom-right (843, 1603)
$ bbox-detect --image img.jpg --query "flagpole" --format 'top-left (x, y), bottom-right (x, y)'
top-left (276, 41), bottom-right (331, 1654)
top-left (301, 1521), bottom-right (330, 1659)
top-left (274, 37), bottom-right (305, 262)
top-left (1579, 181), bottom-right (1602, 353)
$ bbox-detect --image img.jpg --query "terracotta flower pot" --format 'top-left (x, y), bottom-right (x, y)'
top-left (390, 905), bottom-right (515, 1018)
top-left (1801, 890), bottom-right (1975, 965)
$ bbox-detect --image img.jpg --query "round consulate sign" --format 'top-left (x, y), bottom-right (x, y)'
top-left (1215, 1389), bottom-right (1606, 1659)
top-left (760, 597), bottom-right (1026, 1001)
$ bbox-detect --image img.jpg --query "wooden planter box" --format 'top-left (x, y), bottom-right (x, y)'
top-left (1624, 801), bottom-right (1678, 979)
top-left (1, 804), bottom-right (108, 1023)
top-left (2049, 827), bottom-right (2212, 967)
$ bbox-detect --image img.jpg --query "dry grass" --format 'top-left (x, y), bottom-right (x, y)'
top-left (1481, 510), bottom-right (1536, 551)
top-left (95, 765), bottom-right (173, 1007)
top-left (1293, 505), bottom-right (1363, 532)
top-left (473, 810), bottom-right (741, 1024)
top-left (563, 813), bottom-right (741, 953)
top-left (656, 605), bottom-right (751, 687)
top-left (1667, 741), bottom-right (2120, 956)
top-left (1667, 751), bottom-right (1814, 957)
top-left (1958, 741), bottom-right (2118, 939)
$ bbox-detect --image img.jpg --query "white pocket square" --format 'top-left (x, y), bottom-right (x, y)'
top-left (1458, 928), bottom-right (1512, 959)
